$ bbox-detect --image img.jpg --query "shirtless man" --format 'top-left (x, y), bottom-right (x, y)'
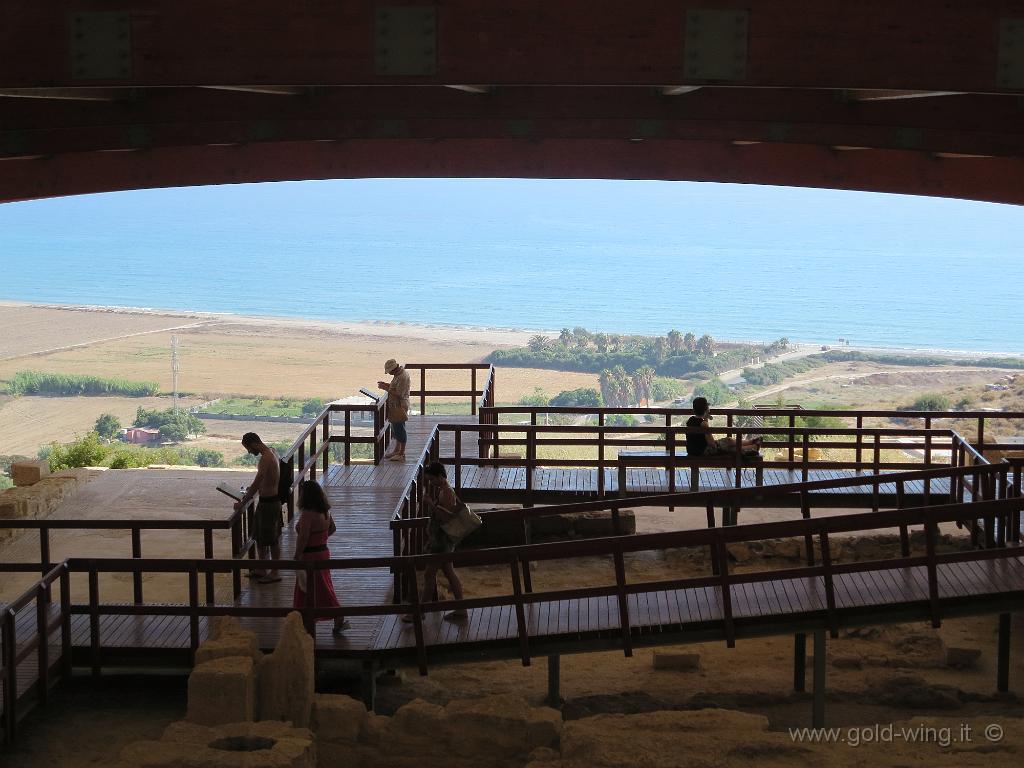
top-left (234, 432), bottom-right (283, 583)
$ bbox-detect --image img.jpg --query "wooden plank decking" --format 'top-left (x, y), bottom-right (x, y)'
top-left (2, 414), bottom-right (1016, 735)
top-left (31, 552), bottom-right (1024, 668)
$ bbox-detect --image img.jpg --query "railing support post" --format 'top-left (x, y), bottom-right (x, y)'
top-left (3, 609), bottom-right (16, 742)
top-left (35, 583), bottom-right (48, 705)
top-left (546, 655), bottom-right (563, 707)
top-left (793, 633), bottom-right (806, 692)
top-left (812, 629), bottom-right (826, 727)
top-left (131, 527), bottom-right (143, 605)
top-left (361, 660), bottom-right (378, 712)
top-left (997, 613), bottom-right (1011, 693)
top-left (40, 527), bottom-right (52, 604)
top-left (204, 529), bottom-right (215, 605)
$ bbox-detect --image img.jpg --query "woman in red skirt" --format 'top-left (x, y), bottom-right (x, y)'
top-left (292, 480), bottom-right (348, 634)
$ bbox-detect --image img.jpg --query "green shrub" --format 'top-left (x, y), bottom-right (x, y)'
top-left (94, 413), bottom-right (122, 441)
top-left (907, 394), bottom-right (952, 411)
top-left (6, 370), bottom-right (159, 397)
top-left (134, 407), bottom-right (204, 442)
top-left (550, 388), bottom-right (602, 407)
top-left (650, 378), bottom-right (688, 402)
top-left (301, 398), bottom-right (326, 417)
top-left (193, 449), bottom-right (225, 468)
top-left (47, 433), bottom-right (110, 471)
top-left (693, 378), bottom-right (731, 406)
top-left (518, 388), bottom-right (550, 407)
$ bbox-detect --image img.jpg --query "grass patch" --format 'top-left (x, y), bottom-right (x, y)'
top-left (6, 371), bottom-right (160, 397)
top-left (202, 397), bottom-right (306, 417)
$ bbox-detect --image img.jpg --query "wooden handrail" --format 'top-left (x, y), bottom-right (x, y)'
top-left (34, 497), bottom-right (1018, 579)
top-left (2, 494), bottom-right (1018, 718)
top-left (435, 422), bottom-right (979, 497)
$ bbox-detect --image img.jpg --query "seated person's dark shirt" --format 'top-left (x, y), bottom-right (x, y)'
top-left (685, 415), bottom-right (708, 456)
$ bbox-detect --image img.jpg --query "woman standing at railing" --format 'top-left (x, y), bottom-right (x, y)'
top-left (403, 461), bottom-right (469, 623)
top-left (378, 358), bottom-right (411, 461)
top-left (292, 480), bottom-right (348, 634)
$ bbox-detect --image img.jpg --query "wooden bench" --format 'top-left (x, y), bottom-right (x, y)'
top-left (616, 449), bottom-right (764, 495)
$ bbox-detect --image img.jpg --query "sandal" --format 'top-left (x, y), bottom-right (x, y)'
top-left (444, 610), bottom-right (468, 622)
top-left (257, 574), bottom-right (282, 584)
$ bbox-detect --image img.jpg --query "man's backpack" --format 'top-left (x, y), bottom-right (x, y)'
top-left (277, 456), bottom-right (294, 503)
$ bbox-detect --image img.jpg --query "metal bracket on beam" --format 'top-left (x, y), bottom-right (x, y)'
top-left (998, 19), bottom-right (1024, 90)
top-left (375, 6), bottom-right (437, 77)
top-left (684, 9), bottom-right (748, 82)
top-left (70, 12), bottom-right (132, 81)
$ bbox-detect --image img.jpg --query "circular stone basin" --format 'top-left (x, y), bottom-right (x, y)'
top-left (209, 736), bottom-right (278, 752)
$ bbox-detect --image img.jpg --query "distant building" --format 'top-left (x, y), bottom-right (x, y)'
top-left (122, 427), bottom-right (160, 444)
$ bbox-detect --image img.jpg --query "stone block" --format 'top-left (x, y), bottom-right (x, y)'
top-left (195, 633), bottom-right (263, 666)
top-left (312, 694), bottom-right (368, 743)
top-left (257, 611), bottom-right (314, 726)
top-left (444, 694), bottom-right (562, 756)
top-left (0, 496), bottom-right (18, 520)
top-left (945, 647), bottom-right (982, 670)
top-left (120, 719), bottom-right (315, 768)
top-left (569, 510), bottom-right (636, 537)
top-left (652, 650), bottom-right (701, 671)
top-left (389, 698), bottom-right (447, 737)
top-left (11, 460), bottom-right (49, 486)
top-left (187, 656), bottom-right (255, 726)
top-left (530, 513), bottom-right (573, 537)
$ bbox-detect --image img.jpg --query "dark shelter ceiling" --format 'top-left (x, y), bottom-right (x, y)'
top-left (1, 1), bottom-right (1022, 204)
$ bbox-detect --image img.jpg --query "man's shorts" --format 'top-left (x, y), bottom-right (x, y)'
top-left (703, 439), bottom-right (732, 456)
top-left (254, 498), bottom-right (283, 547)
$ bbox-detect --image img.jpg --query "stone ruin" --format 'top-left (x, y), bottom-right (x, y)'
top-left (0, 466), bottom-right (103, 544)
top-left (117, 610), bottom-right (567, 768)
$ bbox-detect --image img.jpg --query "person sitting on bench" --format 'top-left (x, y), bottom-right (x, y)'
top-left (685, 397), bottom-right (762, 457)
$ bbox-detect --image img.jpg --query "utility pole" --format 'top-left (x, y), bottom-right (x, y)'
top-left (171, 335), bottom-right (180, 412)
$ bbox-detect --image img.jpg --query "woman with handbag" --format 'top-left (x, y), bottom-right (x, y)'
top-left (402, 461), bottom-right (472, 623)
top-left (377, 358), bottom-right (411, 462)
top-left (292, 480), bottom-right (348, 634)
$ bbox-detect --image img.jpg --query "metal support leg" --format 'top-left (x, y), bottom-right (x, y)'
top-left (361, 660), bottom-right (378, 712)
top-left (997, 613), bottom-right (1011, 693)
top-left (545, 654), bottom-right (563, 707)
top-left (813, 630), bottom-right (826, 727)
top-left (793, 633), bottom-right (806, 692)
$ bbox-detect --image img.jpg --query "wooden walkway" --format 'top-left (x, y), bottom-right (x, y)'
top-left (445, 465), bottom-right (955, 506)
top-left (30, 548), bottom-right (1024, 669)
top-left (3, 414), bottom-right (1020, 738)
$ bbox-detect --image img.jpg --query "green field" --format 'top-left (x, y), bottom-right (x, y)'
top-left (201, 397), bottom-right (306, 417)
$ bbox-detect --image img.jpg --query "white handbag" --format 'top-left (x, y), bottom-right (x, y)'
top-left (441, 502), bottom-right (483, 541)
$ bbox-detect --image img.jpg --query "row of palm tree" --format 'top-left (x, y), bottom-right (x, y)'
top-left (528, 327), bottom-right (717, 358)
top-left (598, 365), bottom-right (657, 407)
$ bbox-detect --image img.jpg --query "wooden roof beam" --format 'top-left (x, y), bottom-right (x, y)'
top-left (199, 85), bottom-right (306, 96)
top-left (662, 86), bottom-right (702, 96)
top-left (0, 87), bottom-right (126, 101)
top-left (444, 85), bottom-right (492, 94)
top-left (848, 90), bottom-right (966, 101)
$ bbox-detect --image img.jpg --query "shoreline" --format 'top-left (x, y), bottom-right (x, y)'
top-left (1, 298), bottom-right (1022, 361)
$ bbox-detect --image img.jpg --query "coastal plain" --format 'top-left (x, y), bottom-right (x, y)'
top-left (1, 303), bottom-right (1023, 767)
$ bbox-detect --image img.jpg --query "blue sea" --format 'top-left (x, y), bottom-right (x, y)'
top-left (0, 178), bottom-right (1021, 354)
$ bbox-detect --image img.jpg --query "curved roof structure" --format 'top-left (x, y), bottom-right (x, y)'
top-left (1, 1), bottom-right (1022, 203)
